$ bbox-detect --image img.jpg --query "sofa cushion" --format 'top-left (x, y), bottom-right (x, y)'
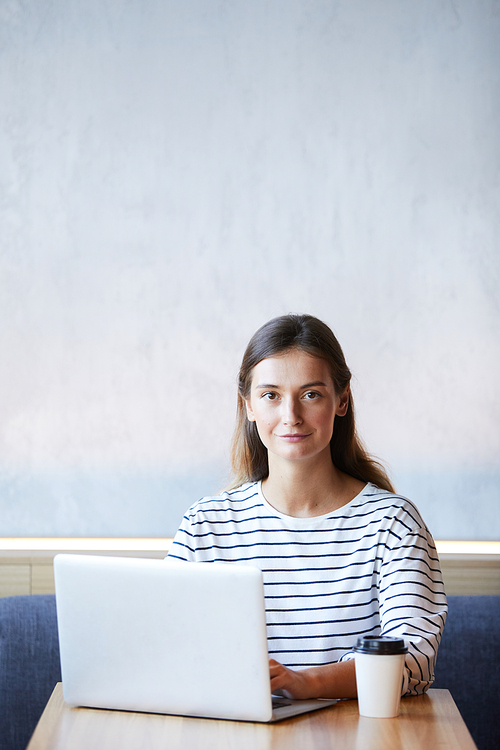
top-left (0, 592), bottom-right (498, 750)
top-left (433, 595), bottom-right (500, 750)
top-left (0, 595), bottom-right (61, 750)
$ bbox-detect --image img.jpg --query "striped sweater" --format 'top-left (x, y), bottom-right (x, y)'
top-left (169, 481), bottom-right (447, 696)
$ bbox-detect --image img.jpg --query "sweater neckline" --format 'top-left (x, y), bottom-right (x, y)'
top-left (256, 480), bottom-right (371, 526)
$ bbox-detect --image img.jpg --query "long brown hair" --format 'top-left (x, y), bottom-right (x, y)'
top-left (229, 313), bottom-right (394, 492)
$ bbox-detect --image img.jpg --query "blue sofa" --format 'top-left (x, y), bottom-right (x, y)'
top-left (432, 595), bottom-right (500, 750)
top-left (0, 595), bottom-right (61, 750)
top-left (0, 594), bottom-right (498, 750)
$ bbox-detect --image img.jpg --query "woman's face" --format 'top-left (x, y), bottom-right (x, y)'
top-left (245, 348), bottom-right (349, 468)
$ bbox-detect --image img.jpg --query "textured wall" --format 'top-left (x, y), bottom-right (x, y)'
top-left (1, 0), bottom-right (499, 538)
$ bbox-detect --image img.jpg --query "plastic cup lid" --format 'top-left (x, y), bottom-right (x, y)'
top-left (354, 636), bottom-right (408, 655)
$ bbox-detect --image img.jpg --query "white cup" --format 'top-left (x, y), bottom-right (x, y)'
top-left (354, 636), bottom-right (408, 718)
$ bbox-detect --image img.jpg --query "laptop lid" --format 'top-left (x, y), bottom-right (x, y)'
top-left (54, 554), bottom-right (336, 722)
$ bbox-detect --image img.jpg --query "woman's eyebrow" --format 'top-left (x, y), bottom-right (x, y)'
top-left (254, 381), bottom-right (328, 389)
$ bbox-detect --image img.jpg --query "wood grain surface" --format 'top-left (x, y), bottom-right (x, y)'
top-left (27, 685), bottom-right (477, 750)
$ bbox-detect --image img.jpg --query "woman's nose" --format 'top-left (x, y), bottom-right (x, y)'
top-left (282, 398), bottom-right (302, 425)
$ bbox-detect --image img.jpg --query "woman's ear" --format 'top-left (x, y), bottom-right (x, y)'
top-left (336, 385), bottom-right (350, 417)
top-left (245, 399), bottom-right (256, 422)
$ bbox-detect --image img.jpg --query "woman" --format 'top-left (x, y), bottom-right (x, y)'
top-left (169, 314), bottom-right (447, 699)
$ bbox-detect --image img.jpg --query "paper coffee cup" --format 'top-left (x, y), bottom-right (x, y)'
top-left (354, 636), bottom-right (408, 718)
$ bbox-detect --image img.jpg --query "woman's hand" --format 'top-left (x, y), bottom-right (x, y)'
top-left (269, 659), bottom-right (319, 699)
top-left (269, 657), bottom-right (358, 700)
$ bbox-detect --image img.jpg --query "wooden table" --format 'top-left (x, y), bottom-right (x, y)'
top-left (27, 684), bottom-right (477, 750)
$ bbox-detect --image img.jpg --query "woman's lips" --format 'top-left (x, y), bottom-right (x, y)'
top-left (278, 433), bottom-right (311, 442)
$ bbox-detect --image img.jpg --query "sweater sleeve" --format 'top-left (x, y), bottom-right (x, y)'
top-left (377, 526), bottom-right (447, 695)
top-left (168, 512), bottom-right (199, 562)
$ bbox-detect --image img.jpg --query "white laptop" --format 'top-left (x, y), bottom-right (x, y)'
top-left (54, 554), bottom-right (337, 723)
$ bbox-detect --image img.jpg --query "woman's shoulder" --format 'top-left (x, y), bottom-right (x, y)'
top-left (354, 483), bottom-right (428, 531)
top-left (183, 481), bottom-right (262, 518)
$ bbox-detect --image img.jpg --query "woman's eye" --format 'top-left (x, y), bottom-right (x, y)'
top-left (304, 391), bottom-right (320, 400)
top-left (262, 392), bottom-right (278, 401)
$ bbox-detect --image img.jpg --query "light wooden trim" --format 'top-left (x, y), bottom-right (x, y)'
top-left (0, 542), bottom-right (173, 598)
top-left (0, 538), bottom-right (174, 552)
top-left (0, 538), bottom-right (498, 554)
top-left (0, 540), bottom-right (499, 597)
top-left (436, 541), bottom-right (500, 555)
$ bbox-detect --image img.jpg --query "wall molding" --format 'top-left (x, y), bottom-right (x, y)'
top-left (0, 539), bottom-right (498, 597)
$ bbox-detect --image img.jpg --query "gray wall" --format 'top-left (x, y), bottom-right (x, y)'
top-left (1, 1), bottom-right (499, 539)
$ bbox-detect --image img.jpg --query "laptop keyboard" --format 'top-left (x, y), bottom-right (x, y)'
top-left (272, 697), bottom-right (293, 709)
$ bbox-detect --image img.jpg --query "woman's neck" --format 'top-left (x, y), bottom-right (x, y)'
top-left (261, 454), bottom-right (365, 518)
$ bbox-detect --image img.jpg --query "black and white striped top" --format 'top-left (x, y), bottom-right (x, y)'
top-left (169, 481), bottom-right (447, 696)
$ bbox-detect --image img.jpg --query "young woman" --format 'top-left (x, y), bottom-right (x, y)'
top-left (169, 314), bottom-right (447, 699)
